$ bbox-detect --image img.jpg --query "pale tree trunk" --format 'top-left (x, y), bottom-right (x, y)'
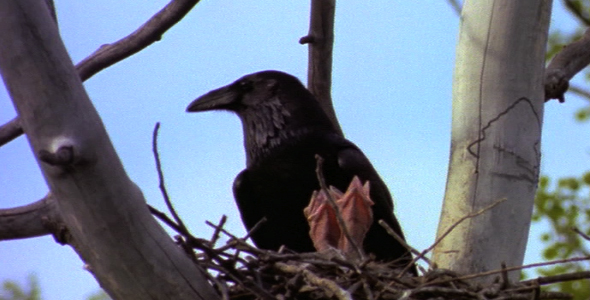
top-left (433, 0), bottom-right (552, 282)
top-left (0, 1), bottom-right (218, 299)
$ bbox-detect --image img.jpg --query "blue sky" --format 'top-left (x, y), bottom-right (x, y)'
top-left (1, 1), bottom-right (589, 299)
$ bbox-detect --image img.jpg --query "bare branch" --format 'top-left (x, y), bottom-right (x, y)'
top-left (302, 0), bottom-right (342, 135)
top-left (0, 1), bottom-right (218, 298)
top-left (426, 255), bottom-right (590, 286)
top-left (152, 122), bottom-right (190, 234)
top-left (0, 117), bottom-right (23, 146)
top-left (545, 28), bottom-right (590, 102)
top-left (3, 0), bottom-right (201, 146)
top-left (427, 198), bottom-right (507, 267)
top-left (573, 226), bottom-right (590, 241)
top-left (568, 83), bottom-right (590, 101)
top-left (0, 193), bottom-right (64, 241)
top-left (446, 0), bottom-right (462, 16)
top-left (76, 0), bottom-right (201, 81)
top-left (564, 0), bottom-right (590, 26)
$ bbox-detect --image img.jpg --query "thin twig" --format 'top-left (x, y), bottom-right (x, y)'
top-left (446, 0), bottom-right (462, 16)
top-left (416, 198), bottom-right (507, 265)
top-left (522, 270), bottom-right (590, 286)
top-left (426, 255), bottom-right (590, 286)
top-left (152, 122), bottom-right (189, 234)
top-left (573, 226), bottom-right (590, 241)
top-left (564, 0), bottom-right (590, 26)
top-left (378, 220), bottom-right (430, 277)
top-left (148, 204), bottom-right (183, 233)
top-left (210, 215), bottom-right (227, 246)
top-left (315, 155), bottom-right (365, 261)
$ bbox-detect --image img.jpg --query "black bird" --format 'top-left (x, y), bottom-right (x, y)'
top-left (187, 70), bottom-right (413, 267)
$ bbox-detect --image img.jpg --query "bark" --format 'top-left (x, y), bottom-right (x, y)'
top-left (302, 0), bottom-right (343, 136)
top-left (433, 0), bottom-right (552, 282)
top-left (0, 1), bottom-right (218, 299)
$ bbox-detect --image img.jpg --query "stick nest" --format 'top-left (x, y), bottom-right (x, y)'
top-left (168, 216), bottom-right (577, 300)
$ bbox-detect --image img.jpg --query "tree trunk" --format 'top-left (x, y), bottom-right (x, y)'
top-left (433, 0), bottom-right (552, 282)
top-left (0, 1), bottom-right (218, 299)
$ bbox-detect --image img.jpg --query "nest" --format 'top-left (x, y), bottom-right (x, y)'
top-left (149, 125), bottom-right (589, 300)
top-left (154, 215), bottom-right (582, 300)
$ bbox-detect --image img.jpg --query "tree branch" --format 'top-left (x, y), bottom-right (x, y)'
top-left (76, 0), bottom-right (201, 81)
top-left (568, 82), bottom-right (590, 101)
top-left (446, 0), bottom-right (463, 16)
top-left (564, 0), bottom-right (590, 26)
top-left (0, 1), bottom-right (218, 298)
top-left (0, 193), bottom-right (64, 241)
top-left (0, 117), bottom-right (24, 146)
top-left (301, 0), bottom-right (342, 136)
top-left (545, 28), bottom-right (590, 102)
top-left (2, 0), bottom-right (201, 146)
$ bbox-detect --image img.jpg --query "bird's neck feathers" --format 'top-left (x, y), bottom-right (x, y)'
top-left (239, 95), bottom-right (335, 166)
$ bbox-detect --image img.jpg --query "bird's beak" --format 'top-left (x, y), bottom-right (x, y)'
top-left (186, 85), bottom-right (238, 112)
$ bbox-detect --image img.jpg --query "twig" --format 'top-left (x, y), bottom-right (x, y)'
top-left (378, 220), bottom-right (430, 277)
top-left (210, 215), bottom-right (227, 246)
top-left (522, 270), bottom-right (590, 286)
top-left (315, 155), bottom-right (365, 261)
top-left (275, 262), bottom-right (353, 300)
top-left (242, 217), bottom-right (267, 241)
top-left (573, 226), bottom-right (590, 241)
top-left (568, 83), bottom-right (590, 101)
top-left (426, 255), bottom-right (590, 286)
top-left (446, 0), bottom-right (462, 16)
top-left (148, 204), bottom-right (183, 234)
top-left (152, 122), bottom-right (189, 234)
top-left (412, 198), bottom-right (507, 270)
top-left (564, 0), bottom-right (590, 26)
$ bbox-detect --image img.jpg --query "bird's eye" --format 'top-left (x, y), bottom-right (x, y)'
top-left (238, 80), bottom-right (254, 92)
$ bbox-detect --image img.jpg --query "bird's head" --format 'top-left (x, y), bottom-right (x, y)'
top-left (187, 70), bottom-right (335, 164)
top-left (187, 70), bottom-right (311, 114)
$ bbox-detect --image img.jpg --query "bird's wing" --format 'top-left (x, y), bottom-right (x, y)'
top-left (232, 169), bottom-right (267, 232)
top-left (335, 145), bottom-right (395, 213)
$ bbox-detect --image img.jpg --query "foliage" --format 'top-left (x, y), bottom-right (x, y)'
top-left (529, 1), bottom-right (590, 300)
top-left (0, 275), bottom-right (40, 300)
top-left (0, 275), bottom-right (110, 300)
top-left (533, 175), bottom-right (590, 299)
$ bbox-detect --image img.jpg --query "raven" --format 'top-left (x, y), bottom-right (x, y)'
top-left (187, 70), bottom-right (413, 267)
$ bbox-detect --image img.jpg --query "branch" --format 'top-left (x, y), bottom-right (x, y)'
top-left (428, 198), bottom-right (507, 269)
top-left (564, 0), bottom-right (590, 26)
top-left (568, 83), bottom-right (590, 101)
top-left (301, 0), bottom-right (342, 136)
top-left (152, 122), bottom-right (189, 234)
top-left (446, 0), bottom-right (462, 16)
top-left (0, 193), bottom-right (65, 241)
top-left (545, 28), bottom-right (590, 102)
top-left (427, 255), bottom-right (590, 286)
top-left (76, 0), bottom-right (201, 81)
top-left (0, 117), bottom-right (23, 146)
top-left (2, 0), bottom-right (201, 145)
top-left (0, 1), bottom-right (218, 298)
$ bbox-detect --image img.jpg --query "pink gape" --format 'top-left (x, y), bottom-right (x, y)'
top-left (304, 176), bottom-right (374, 261)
